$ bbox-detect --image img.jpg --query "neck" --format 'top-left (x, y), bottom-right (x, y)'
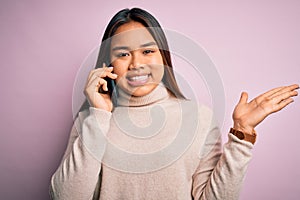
top-left (116, 83), bottom-right (170, 107)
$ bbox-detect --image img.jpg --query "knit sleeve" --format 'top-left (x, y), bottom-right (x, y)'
top-left (50, 107), bottom-right (112, 200)
top-left (192, 117), bottom-right (253, 200)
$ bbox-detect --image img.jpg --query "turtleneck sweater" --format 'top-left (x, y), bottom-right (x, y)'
top-left (50, 84), bottom-right (253, 200)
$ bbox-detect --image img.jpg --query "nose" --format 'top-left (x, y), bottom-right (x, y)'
top-left (128, 51), bottom-right (143, 70)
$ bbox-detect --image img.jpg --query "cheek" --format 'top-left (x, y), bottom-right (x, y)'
top-left (151, 64), bottom-right (164, 81)
top-left (113, 68), bottom-right (125, 77)
top-left (150, 54), bottom-right (164, 79)
top-left (114, 70), bottom-right (127, 85)
top-left (112, 61), bottom-right (128, 77)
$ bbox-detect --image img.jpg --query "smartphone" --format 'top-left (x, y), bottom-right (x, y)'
top-left (104, 76), bottom-right (116, 94)
top-left (98, 65), bottom-right (116, 95)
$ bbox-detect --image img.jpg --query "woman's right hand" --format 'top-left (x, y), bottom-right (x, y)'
top-left (84, 63), bottom-right (118, 112)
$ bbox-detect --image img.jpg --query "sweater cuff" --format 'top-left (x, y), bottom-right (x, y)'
top-left (228, 133), bottom-right (254, 150)
top-left (88, 107), bottom-right (112, 134)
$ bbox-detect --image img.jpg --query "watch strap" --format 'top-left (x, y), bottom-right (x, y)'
top-left (230, 128), bottom-right (256, 145)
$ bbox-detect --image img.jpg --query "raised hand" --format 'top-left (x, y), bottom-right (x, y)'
top-left (232, 84), bottom-right (299, 135)
top-left (84, 63), bottom-right (118, 112)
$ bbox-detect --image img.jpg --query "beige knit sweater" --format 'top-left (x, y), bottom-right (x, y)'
top-left (50, 84), bottom-right (253, 200)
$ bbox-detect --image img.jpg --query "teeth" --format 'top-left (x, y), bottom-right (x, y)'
top-left (129, 75), bottom-right (148, 81)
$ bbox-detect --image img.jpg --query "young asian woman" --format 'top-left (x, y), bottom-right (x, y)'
top-left (50, 8), bottom-right (299, 200)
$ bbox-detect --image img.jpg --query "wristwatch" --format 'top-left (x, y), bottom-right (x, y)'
top-left (230, 128), bottom-right (257, 145)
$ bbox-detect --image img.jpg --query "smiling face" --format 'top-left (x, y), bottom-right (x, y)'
top-left (110, 21), bottom-right (164, 97)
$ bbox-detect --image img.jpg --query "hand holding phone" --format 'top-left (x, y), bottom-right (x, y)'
top-left (84, 63), bottom-right (118, 112)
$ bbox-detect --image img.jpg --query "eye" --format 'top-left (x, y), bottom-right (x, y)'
top-left (143, 49), bottom-right (155, 55)
top-left (116, 52), bottom-right (130, 57)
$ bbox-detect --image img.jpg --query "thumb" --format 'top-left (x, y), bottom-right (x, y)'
top-left (238, 92), bottom-right (248, 104)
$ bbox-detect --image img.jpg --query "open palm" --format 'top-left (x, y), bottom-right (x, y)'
top-left (232, 84), bottom-right (299, 135)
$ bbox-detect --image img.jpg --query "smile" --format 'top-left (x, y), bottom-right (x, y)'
top-left (126, 74), bottom-right (150, 86)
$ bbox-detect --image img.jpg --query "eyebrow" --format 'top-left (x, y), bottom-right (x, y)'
top-left (140, 41), bottom-right (157, 48)
top-left (111, 41), bottom-right (157, 51)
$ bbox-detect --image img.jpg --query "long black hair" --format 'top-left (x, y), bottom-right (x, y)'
top-left (79, 8), bottom-right (186, 112)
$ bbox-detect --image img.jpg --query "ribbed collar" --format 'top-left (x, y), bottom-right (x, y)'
top-left (117, 83), bottom-right (170, 107)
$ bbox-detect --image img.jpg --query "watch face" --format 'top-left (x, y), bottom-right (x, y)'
top-left (235, 131), bottom-right (245, 140)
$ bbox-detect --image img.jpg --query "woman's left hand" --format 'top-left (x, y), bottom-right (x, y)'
top-left (232, 84), bottom-right (299, 135)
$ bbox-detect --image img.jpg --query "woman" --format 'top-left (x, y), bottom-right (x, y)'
top-left (50, 8), bottom-right (298, 200)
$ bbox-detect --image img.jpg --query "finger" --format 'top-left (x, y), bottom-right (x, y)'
top-left (268, 84), bottom-right (299, 99)
top-left (92, 66), bottom-right (114, 77)
top-left (88, 65), bottom-right (114, 80)
top-left (256, 86), bottom-right (285, 103)
top-left (289, 83), bottom-right (299, 89)
top-left (256, 84), bottom-right (299, 103)
top-left (272, 97), bottom-right (295, 113)
top-left (106, 72), bottom-right (118, 79)
top-left (90, 72), bottom-right (117, 86)
top-left (272, 90), bottom-right (298, 104)
top-left (95, 78), bottom-right (108, 92)
top-left (238, 92), bottom-right (248, 104)
top-left (88, 69), bottom-right (114, 84)
top-left (86, 76), bottom-right (107, 92)
top-left (88, 68), bottom-right (102, 80)
top-left (101, 79), bottom-right (108, 92)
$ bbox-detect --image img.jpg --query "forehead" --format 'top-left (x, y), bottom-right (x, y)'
top-left (110, 22), bottom-right (156, 49)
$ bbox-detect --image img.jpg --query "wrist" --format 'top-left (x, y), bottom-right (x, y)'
top-left (233, 121), bottom-right (255, 136)
top-left (230, 127), bottom-right (257, 145)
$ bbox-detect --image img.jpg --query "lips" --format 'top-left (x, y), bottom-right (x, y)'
top-left (126, 74), bottom-right (150, 86)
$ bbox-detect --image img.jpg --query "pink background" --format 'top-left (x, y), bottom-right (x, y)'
top-left (1, 0), bottom-right (299, 199)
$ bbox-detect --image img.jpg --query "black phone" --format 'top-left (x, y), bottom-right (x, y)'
top-left (104, 76), bottom-right (116, 94)
top-left (97, 64), bottom-right (118, 106)
top-left (98, 65), bottom-right (116, 95)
